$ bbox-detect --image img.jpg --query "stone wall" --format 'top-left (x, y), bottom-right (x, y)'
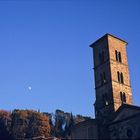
top-left (108, 35), bottom-right (132, 111)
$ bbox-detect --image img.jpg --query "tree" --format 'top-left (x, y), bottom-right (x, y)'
top-left (26, 110), bottom-right (51, 138)
top-left (0, 110), bottom-right (13, 139)
top-left (11, 110), bottom-right (51, 139)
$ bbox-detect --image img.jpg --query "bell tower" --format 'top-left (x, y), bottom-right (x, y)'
top-left (90, 34), bottom-right (132, 119)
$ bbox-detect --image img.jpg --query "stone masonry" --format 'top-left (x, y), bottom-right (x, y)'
top-left (90, 34), bottom-right (132, 119)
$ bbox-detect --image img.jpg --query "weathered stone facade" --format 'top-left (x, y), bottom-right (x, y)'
top-left (90, 34), bottom-right (132, 118)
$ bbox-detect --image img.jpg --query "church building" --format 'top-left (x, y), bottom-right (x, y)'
top-left (70, 34), bottom-right (140, 139)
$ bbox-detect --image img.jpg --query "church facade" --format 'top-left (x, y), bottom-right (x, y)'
top-left (70, 34), bottom-right (140, 139)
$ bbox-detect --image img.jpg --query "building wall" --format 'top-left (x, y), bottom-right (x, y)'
top-left (112, 81), bottom-right (132, 110)
top-left (91, 34), bottom-right (133, 118)
top-left (109, 114), bottom-right (140, 139)
top-left (71, 119), bottom-right (98, 139)
top-left (92, 37), bottom-right (114, 118)
top-left (93, 38), bottom-right (109, 68)
top-left (108, 35), bottom-right (132, 111)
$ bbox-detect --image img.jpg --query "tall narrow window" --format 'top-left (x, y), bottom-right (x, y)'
top-left (122, 92), bottom-right (126, 102)
top-left (120, 92), bottom-right (126, 103)
top-left (115, 50), bottom-right (118, 61)
top-left (120, 92), bottom-right (123, 102)
top-left (118, 52), bottom-right (122, 62)
top-left (120, 72), bottom-right (124, 84)
top-left (117, 71), bottom-right (120, 82)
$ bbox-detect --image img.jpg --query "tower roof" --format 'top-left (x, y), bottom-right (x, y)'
top-left (90, 33), bottom-right (128, 48)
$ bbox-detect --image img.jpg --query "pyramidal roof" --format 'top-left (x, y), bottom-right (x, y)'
top-left (90, 33), bottom-right (128, 47)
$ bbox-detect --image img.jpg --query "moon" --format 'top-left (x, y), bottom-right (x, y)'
top-left (28, 86), bottom-right (32, 91)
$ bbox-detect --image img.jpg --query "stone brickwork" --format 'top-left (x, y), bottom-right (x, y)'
top-left (90, 34), bottom-right (132, 119)
top-left (108, 35), bottom-right (132, 111)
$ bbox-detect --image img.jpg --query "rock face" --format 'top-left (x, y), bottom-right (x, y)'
top-left (44, 109), bottom-right (91, 138)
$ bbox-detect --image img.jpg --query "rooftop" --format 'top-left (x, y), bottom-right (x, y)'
top-left (90, 33), bottom-right (128, 47)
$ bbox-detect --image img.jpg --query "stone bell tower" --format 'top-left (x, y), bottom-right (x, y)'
top-left (90, 34), bottom-right (132, 119)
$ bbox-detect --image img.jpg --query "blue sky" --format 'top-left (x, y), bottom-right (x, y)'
top-left (0, 0), bottom-right (140, 117)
